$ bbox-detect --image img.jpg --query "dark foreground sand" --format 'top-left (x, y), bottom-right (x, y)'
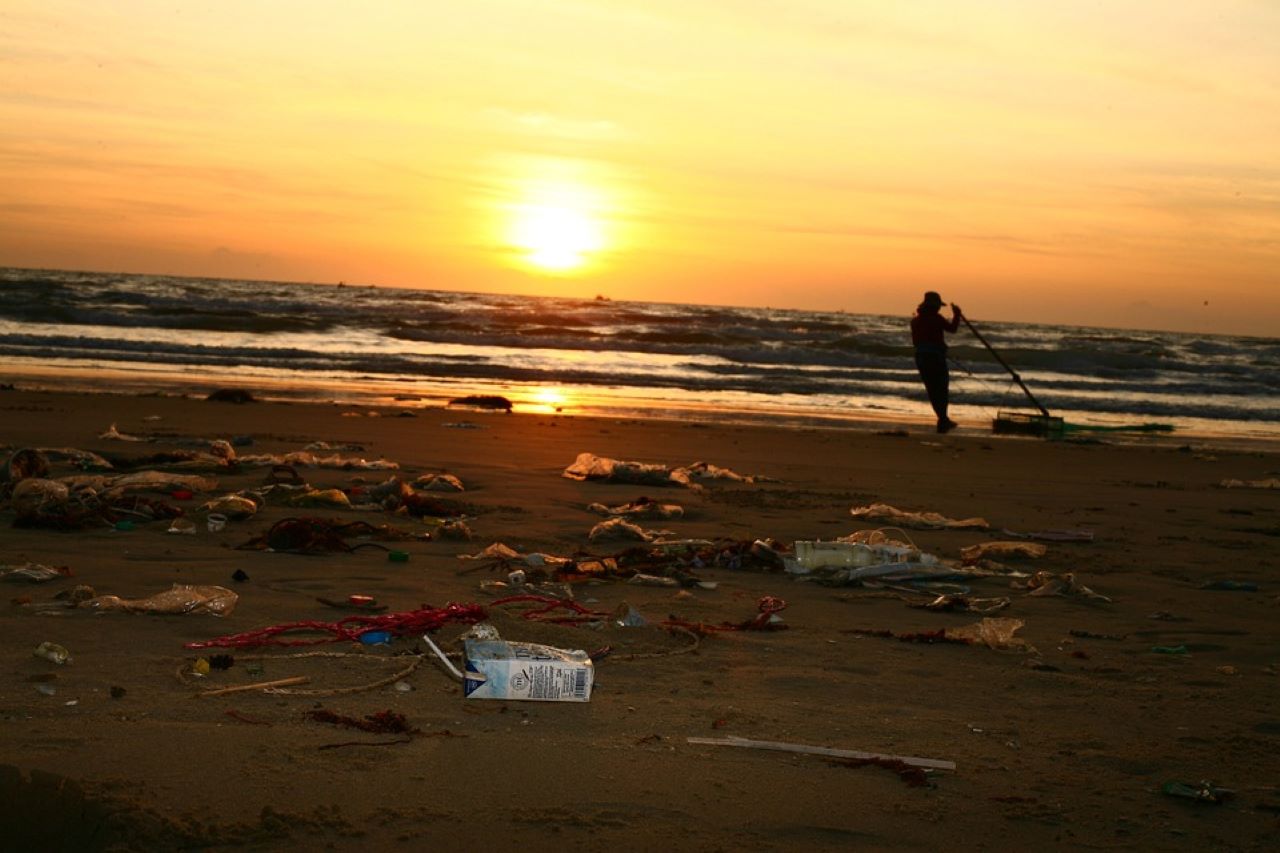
top-left (0, 389), bottom-right (1277, 851)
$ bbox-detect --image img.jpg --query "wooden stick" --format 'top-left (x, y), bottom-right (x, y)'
top-left (198, 676), bottom-right (309, 697)
top-left (685, 735), bottom-right (956, 771)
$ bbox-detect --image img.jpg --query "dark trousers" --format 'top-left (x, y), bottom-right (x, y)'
top-left (915, 350), bottom-right (949, 421)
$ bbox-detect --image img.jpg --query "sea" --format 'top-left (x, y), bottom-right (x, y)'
top-left (1, 267), bottom-right (1277, 443)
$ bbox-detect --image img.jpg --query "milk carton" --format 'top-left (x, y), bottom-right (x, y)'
top-left (463, 639), bottom-right (593, 702)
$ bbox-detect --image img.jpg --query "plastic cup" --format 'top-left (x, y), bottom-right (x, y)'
top-left (207, 513), bottom-right (228, 532)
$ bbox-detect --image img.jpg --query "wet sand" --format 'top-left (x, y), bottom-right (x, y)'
top-left (1, 389), bottom-right (1277, 851)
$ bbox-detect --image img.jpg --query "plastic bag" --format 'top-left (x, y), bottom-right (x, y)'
top-left (83, 584), bottom-right (238, 616)
top-left (850, 503), bottom-right (989, 530)
top-left (946, 617), bottom-right (1030, 650)
top-left (960, 541), bottom-right (1047, 562)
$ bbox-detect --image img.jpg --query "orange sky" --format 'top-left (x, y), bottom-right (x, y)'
top-left (2, 1), bottom-right (1277, 335)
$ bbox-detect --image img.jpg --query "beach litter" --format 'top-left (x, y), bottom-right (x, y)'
top-left (167, 517), bottom-right (197, 535)
top-left (686, 735), bottom-right (955, 772)
top-left (83, 584), bottom-right (239, 616)
top-left (199, 494), bottom-right (259, 519)
top-left (1200, 580), bottom-right (1259, 592)
top-left (1016, 571), bottom-right (1112, 602)
top-left (959, 541), bottom-right (1047, 563)
top-left (1, 563), bottom-right (72, 583)
top-left (1161, 780), bottom-right (1235, 804)
top-left (184, 602), bottom-right (487, 649)
top-left (4, 448), bottom-right (52, 481)
top-left (235, 517), bottom-right (430, 554)
top-left (33, 642), bottom-right (72, 665)
top-left (180, 650), bottom-right (426, 697)
top-left (847, 617), bottom-right (1032, 651)
top-left (463, 637), bottom-right (594, 702)
top-left (588, 517), bottom-right (675, 542)
top-left (910, 594), bottom-right (1011, 614)
top-left (588, 496), bottom-right (684, 519)
top-left (413, 473), bottom-right (465, 492)
top-left (306, 708), bottom-right (418, 734)
top-left (849, 503), bottom-right (989, 530)
top-left (1218, 478), bottom-right (1280, 490)
top-left (234, 450), bottom-right (400, 470)
top-left (564, 452), bottom-right (769, 491)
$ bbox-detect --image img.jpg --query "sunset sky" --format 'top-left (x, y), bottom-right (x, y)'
top-left (2, 1), bottom-right (1277, 335)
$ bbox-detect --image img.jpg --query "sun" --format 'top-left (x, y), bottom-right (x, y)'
top-left (506, 181), bottom-right (605, 273)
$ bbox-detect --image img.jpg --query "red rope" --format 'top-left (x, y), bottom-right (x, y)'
top-left (490, 594), bottom-right (608, 623)
top-left (662, 595), bottom-right (789, 634)
top-left (184, 602), bottom-right (487, 649)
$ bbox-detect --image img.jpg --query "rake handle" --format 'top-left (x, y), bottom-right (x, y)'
top-left (960, 316), bottom-right (1051, 418)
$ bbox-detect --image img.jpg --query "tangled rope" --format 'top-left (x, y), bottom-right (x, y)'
top-left (184, 602), bottom-right (487, 649)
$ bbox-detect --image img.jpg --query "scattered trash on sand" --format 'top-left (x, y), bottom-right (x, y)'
top-left (33, 642), bottom-right (72, 665)
top-left (1161, 780), bottom-right (1235, 803)
top-left (83, 584), bottom-right (239, 616)
top-left (849, 503), bottom-right (989, 530)
top-left (463, 637), bottom-right (594, 702)
top-left (235, 517), bottom-right (431, 554)
top-left (685, 735), bottom-right (956, 772)
top-left (847, 617), bottom-right (1032, 651)
top-left (1218, 478), bottom-right (1280, 489)
top-left (413, 472), bottom-right (465, 492)
top-left (1, 563), bottom-right (72, 583)
top-left (235, 451), bottom-right (399, 471)
top-left (588, 517), bottom-right (675, 543)
top-left (910, 594), bottom-right (1010, 614)
top-left (587, 496), bottom-right (684, 519)
top-left (98, 423), bottom-right (151, 443)
top-left (305, 708), bottom-right (418, 734)
top-left (564, 453), bottom-right (770, 491)
top-left (1016, 571), bottom-right (1112, 602)
top-left (199, 494), bottom-right (259, 519)
top-left (959, 541), bottom-right (1047, 563)
top-left (184, 602), bottom-right (487, 649)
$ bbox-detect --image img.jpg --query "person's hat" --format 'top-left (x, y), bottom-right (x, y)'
top-left (922, 291), bottom-right (946, 307)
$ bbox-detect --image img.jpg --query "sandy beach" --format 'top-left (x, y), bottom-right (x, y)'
top-left (1, 388), bottom-right (1277, 851)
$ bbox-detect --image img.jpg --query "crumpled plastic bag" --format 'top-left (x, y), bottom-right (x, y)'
top-left (4, 449), bottom-right (51, 482)
top-left (199, 494), bottom-right (259, 519)
top-left (1219, 478), bottom-right (1280, 489)
top-left (564, 453), bottom-right (680, 486)
top-left (1019, 571), bottom-right (1111, 602)
top-left (10, 479), bottom-right (70, 515)
top-left (564, 453), bottom-right (766, 491)
top-left (286, 488), bottom-right (352, 509)
top-left (108, 471), bottom-right (219, 494)
top-left (587, 497), bottom-right (684, 519)
top-left (946, 617), bottom-right (1030, 650)
top-left (850, 503), bottom-right (989, 530)
top-left (0, 563), bottom-right (72, 583)
top-left (457, 543), bottom-right (572, 568)
top-left (587, 517), bottom-right (673, 542)
top-left (414, 473), bottom-right (465, 492)
top-left (237, 451), bottom-right (399, 470)
top-left (99, 423), bottom-right (150, 442)
top-left (83, 584), bottom-right (238, 616)
top-left (960, 541), bottom-right (1047, 563)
